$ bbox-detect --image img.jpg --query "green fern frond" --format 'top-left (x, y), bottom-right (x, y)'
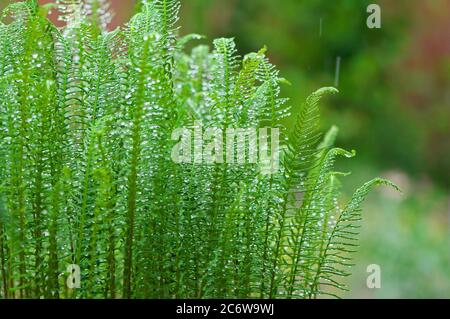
top-left (310, 178), bottom-right (400, 298)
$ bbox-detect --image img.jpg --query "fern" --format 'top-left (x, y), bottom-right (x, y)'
top-left (0, 0), bottom-right (398, 299)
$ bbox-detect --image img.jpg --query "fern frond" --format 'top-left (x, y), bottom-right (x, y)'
top-left (310, 178), bottom-right (400, 298)
top-left (266, 87), bottom-right (338, 298)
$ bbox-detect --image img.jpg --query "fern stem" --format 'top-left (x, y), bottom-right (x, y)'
top-left (123, 36), bottom-right (151, 298)
top-left (0, 224), bottom-right (8, 298)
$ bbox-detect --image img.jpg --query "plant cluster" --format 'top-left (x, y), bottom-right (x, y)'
top-left (0, 0), bottom-right (397, 299)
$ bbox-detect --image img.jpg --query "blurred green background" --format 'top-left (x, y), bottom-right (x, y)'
top-left (2, 0), bottom-right (449, 298)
